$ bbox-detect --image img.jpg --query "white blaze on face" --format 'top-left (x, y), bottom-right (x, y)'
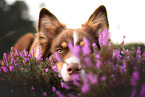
top-left (73, 30), bottom-right (78, 46)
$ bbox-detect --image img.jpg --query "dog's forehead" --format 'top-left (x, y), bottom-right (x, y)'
top-left (53, 29), bottom-right (85, 44)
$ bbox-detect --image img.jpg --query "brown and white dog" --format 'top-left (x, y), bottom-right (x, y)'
top-left (6, 5), bottom-right (109, 81)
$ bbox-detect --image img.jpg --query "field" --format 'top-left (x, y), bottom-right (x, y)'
top-left (0, 30), bottom-right (145, 97)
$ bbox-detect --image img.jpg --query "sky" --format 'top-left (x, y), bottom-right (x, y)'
top-left (6, 0), bottom-right (145, 44)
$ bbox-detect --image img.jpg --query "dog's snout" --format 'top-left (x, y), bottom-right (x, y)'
top-left (67, 64), bottom-right (81, 75)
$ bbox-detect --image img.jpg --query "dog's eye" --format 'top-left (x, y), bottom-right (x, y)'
top-left (57, 49), bottom-right (62, 53)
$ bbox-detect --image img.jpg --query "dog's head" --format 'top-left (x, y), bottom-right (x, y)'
top-left (30, 5), bottom-right (109, 81)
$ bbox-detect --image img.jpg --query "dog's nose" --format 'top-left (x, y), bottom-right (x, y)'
top-left (67, 64), bottom-right (81, 75)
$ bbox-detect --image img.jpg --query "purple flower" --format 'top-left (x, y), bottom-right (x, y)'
top-left (11, 47), bottom-right (14, 51)
top-left (96, 60), bottom-right (101, 69)
top-left (11, 59), bottom-right (14, 64)
top-left (136, 47), bottom-right (141, 59)
top-left (38, 47), bottom-right (43, 60)
top-left (52, 86), bottom-right (56, 92)
top-left (140, 84), bottom-right (145, 97)
top-left (31, 86), bottom-right (35, 90)
top-left (45, 68), bottom-right (49, 72)
top-left (92, 43), bottom-right (97, 53)
top-left (68, 94), bottom-right (76, 97)
top-left (56, 91), bottom-right (65, 97)
top-left (101, 75), bottom-right (106, 81)
top-left (15, 63), bottom-right (19, 66)
top-left (87, 73), bottom-right (98, 84)
top-left (81, 78), bottom-right (90, 93)
top-left (52, 65), bottom-right (58, 72)
top-left (68, 43), bottom-right (81, 57)
top-left (115, 49), bottom-right (120, 60)
top-left (130, 89), bottom-right (136, 97)
top-left (131, 71), bottom-right (140, 86)
top-left (61, 82), bottom-right (70, 90)
top-left (10, 51), bottom-right (14, 58)
top-left (58, 74), bottom-right (62, 78)
top-left (11, 90), bottom-right (14, 93)
top-left (120, 67), bottom-right (125, 73)
top-left (99, 29), bottom-right (110, 46)
top-left (72, 74), bottom-right (80, 86)
top-left (54, 52), bottom-right (62, 62)
top-left (92, 43), bottom-right (97, 48)
top-left (2, 66), bottom-right (8, 72)
top-left (9, 66), bottom-right (14, 71)
top-left (84, 57), bottom-right (92, 68)
top-left (82, 38), bottom-right (90, 55)
top-left (43, 92), bottom-right (47, 96)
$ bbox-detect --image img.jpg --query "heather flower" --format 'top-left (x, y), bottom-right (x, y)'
top-left (52, 86), bottom-right (56, 92)
top-left (68, 43), bottom-right (81, 57)
top-left (31, 86), bottom-right (35, 90)
top-left (68, 94), bottom-right (76, 97)
top-left (11, 59), bottom-right (14, 64)
top-left (130, 89), bottom-right (136, 97)
top-left (123, 35), bottom-right (126, 39)
top-left (9, 66), bottom-right (14, 71)
top-left (43, 92), bottom-right (47, 96)
top-left (81, 38), bottom-right (90, 55)
top-left (101, 75), bottom-right (106, 81)
top-left (58, 74), bottom-right (62, 78)
top-left (45, 68), bottom-right (49, 72)
top-left (15, 63), bottom-right (19, 66)
top-left (72, 74), bottom-right (80, 86)
top-left (11, 90), bottom-right (14, 93)
top-left (81, 84), bottom-right (90, 93)
top-left (119, 66), bottom-right (125, 73)
top-left (38, 46), bottom-right (43, 60)
top-left (131, 71), bottom-right (140, 86)
top-left (61, 82), bottom-right (70, 90)
top-left (136, 47), bottom-right (141, 59)
top-left (115, 49), bottom-right (120, 60)
top-left (84, 57), bottom-right (92, 68)
top-left (92, 43), bottom-right (97, 53)
top-left (96, 60), bottom-right (101, 69)
top-left (10, 51), bottom-right (14, 58)
top-left (54, 52), bottom-right (62, 62)
top-left (95, 54), bottom-right (101, 69)
top-left (99, 29), bottom-right (110, 46)
top-left (140, 84), bottom-right (145, 97)
top-left (56, 91), bottom-right (65, 97)
top-left (87, 73), bottom-right (98, 84)
top-left (2, 66), bottom-right (8, 72)
top-left (81, 78), bottom-right (90, 93)
top-left (52, 65), bottom-right (58, 72)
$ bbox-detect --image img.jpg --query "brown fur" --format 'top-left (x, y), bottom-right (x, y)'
top-left (1, 5), bottom-right (109, 69)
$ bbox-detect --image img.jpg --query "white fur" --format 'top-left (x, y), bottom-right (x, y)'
top-left (65, 56), bottom-right (80, 64)
top-left (73, 30), bottom-right (78, 46)
top-left (60, 56), bottom-right (85, 81)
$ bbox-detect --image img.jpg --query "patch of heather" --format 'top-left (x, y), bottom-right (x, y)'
top-left (0, 29), bottom-right (145, 97)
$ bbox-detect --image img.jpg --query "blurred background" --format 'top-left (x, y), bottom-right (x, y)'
top-left (0, 0), bottom-right (145, 59)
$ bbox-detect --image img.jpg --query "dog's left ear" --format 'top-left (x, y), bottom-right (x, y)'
top-left (83, 5), bottom-right (109, 35)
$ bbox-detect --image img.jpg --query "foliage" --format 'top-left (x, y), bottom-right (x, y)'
top-left (0, 30), bottom-right (145, 97)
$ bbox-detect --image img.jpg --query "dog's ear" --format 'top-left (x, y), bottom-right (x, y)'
top-left (30, 8), bottom-right (66, 60)
top-left (83, 5), bottom-right (109, 34)
top-left (38, 8), bottom-right (66, 39)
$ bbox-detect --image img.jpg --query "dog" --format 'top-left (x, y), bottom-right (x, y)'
top-left (3, 5), bottom-right (109, 82)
